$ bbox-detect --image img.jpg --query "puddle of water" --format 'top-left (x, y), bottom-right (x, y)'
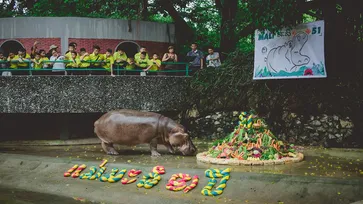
top-left (1, 143), bottom-right (363, 179)
top-left (0, 186), bottom-right (97, 204)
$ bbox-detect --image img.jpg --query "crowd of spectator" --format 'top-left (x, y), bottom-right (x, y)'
top-left (0, 41), bottom-right (221, 76)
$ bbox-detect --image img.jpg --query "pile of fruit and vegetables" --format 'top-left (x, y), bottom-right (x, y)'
top-left (208, 111), bottom-right (299, 161)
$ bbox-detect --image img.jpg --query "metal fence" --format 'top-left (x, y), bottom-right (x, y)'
top-left (0, 60), bottom-right (190, 76)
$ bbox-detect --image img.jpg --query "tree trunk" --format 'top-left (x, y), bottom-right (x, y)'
top-left (141, 0), bottom-right (148, 20)
top-left (25, 0), bottom-right (36, 10)
top-left (158, 0), bottom-right (194, 44)
top-left (216, 0), bottom-right (238, 56)
top-left (7, 0), bottom-right (16, 11)
top-left (321, 0), bottom-right (338, 77)
top-left (239, 23), bottom-right (255, 38)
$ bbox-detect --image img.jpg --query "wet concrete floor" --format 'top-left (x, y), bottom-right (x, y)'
top-left (1, 141), bottom-right (362, 179)
top-left (0, 141), bottom-right (363, 204)
top-left (0, 186), bottom-right (97, 204)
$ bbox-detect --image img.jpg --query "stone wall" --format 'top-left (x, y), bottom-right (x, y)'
top-left (0, 75), bottom-right (359, 147)
top-left (187, 111), bottom-right (239, 140)
top-left (277, 112), bottom-right (354, 146)
top-left (186, 110), bottom-right (355, 147)
top-left (0, 76), bottom-right (190, 113)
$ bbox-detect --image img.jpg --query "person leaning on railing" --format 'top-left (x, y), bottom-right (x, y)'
top-left (134, 46), bottom-right (149, 61)
top-left (0, 51), bottom-right (7, 75)
top-left (46, 44), bottom-right (58, 59)
top-left (66, 51), bottom-right (81, 75)
top-left (7, 52), bottom-right (17, 71)
top-left (65, 43), bottom-right (79, 61)
top-left (70, 42), bottom-right (78, 53)
top-left (39, 49), bottom-right (50, 69)
top-left (89, 45), bottom-right (105, 75)
top-left (113, 48), bottom-right (128, 70)
top-left (103, 49), bottom-right (115, 76)
top-left (162, 46), bottom-right (178, 76)
top-left (124, 58), bottom-right (136, 75)
top-left (186, 43), bottom-right (204, 76)
top-left (79, 48), bottom-right (90, 75)
top-left (31, 52), bottom-right (43, 75)
top-left (15, 48), bottom-right (31, 75)
top-left (143, 53), bottom-right (161, 76)
top-left (0, 51), bottom-right (6, 65)
top-left (135, 52), bottom-right (149, 72)
top-left (206, 47), bottom-right (221, 69)
top-left (49, 50), bottom-right (66, 75)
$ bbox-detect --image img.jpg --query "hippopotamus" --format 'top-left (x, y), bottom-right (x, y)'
top-left (266, 32), bottom-right (310, 74)
top-left (94, 109), bottom-right (197, 157)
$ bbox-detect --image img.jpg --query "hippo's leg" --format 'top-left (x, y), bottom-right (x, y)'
top-left (150, 138), bottom-right (161, 157)
top-left (164, 143), bottom-right (175, 154)
top-left (101, 141), bottom-right (119, 155)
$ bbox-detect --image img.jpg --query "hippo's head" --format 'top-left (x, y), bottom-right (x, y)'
top-left (291, 32), bottom-right (310, 66)
top-left (168, 126), bottom-right (197, 156)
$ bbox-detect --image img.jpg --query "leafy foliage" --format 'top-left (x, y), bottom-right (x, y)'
top-left (190, 50), bottom-right (254, 109)
top-left (246, 0), bottom-right (303, 31)
top-left (28, 0), bottom-right (141, 19)
top-left (184, 0), bottom-right (220, 49)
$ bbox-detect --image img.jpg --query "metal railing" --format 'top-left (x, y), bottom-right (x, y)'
top-left (0, 60), bottom-right (190, 76)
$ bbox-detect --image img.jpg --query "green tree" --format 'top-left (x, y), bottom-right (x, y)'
top-left (2, 0), bottom-right (363, 61)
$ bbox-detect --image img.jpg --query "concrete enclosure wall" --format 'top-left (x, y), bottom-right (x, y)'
top-left (0, 76), bottom-right (190, 113)
top-left (0, 17), bottom-right (175, 54)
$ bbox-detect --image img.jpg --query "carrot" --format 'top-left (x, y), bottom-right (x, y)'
top-left (272, 143), bottom-right (280, 151)
top-left (231, 150), bottom-right (239, 158)
top-left (270, 139), bottom-right (275, 146)
top-left (231, 135), bottom-right (237, 143)
top-left (256, 138), bottom-right (262, 148)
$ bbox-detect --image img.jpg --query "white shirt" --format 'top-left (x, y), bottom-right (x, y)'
top-left (50, 55), bottom-right (65, 71)
top-left (206, 52), bottom-right (221, 67)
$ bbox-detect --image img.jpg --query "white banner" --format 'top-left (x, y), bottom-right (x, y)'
top-left (253, 20), bottom-right (327, 80)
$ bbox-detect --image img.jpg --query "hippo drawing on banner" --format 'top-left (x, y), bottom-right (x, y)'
top-left (266, 32), bottom-right (310, 74)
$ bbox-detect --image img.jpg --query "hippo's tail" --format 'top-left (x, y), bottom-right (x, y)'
top-left (93, 120), bottom-right (108, 143)
top-left (94, 120), bottom-right (100, 127)
top-left (94, 120), bottom-right (101, 135)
